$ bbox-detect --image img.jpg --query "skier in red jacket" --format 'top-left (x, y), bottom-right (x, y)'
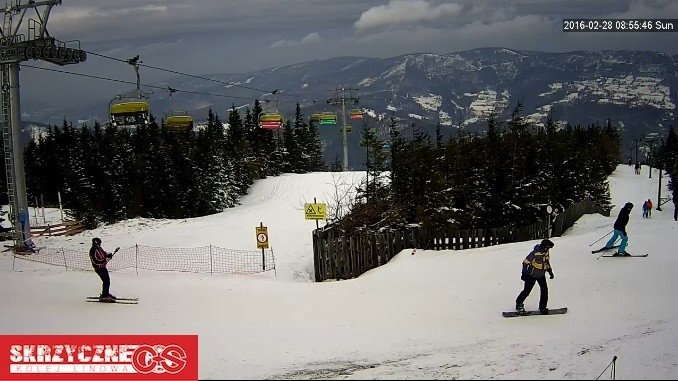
top-left (88, 237), bottom-right (119, 302)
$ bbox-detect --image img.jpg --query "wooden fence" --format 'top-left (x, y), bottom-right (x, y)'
top-left (30, 220), bottom-right (85, 237)
top-left (0, 220), bottom-right (84, 243)
top-left (312, 198), bottom-right (607, 282)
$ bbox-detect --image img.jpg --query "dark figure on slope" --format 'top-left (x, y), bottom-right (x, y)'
top-left (516, 239), bottom-right (555, 315)
top-left (89, 237), bottom-right (119, 302)
top-left (601, 202), bottom-right (633, 256)
top-left (643, 201), bottom-right (648, 218)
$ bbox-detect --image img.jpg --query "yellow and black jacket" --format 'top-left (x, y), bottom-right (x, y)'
top-left (522, 244), bottom-right (553, 278)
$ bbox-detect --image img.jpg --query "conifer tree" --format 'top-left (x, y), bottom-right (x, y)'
top-left (226, 104), bottom-right (255, 196)
top-left (306, 118), bottom-right (326, 171)
top-left (664, 126), bottom-right (678, 200)
top-left (292, 102), bottom-right (311, 172)
top-left (282, 118), bottom-right (298, 173)
top-left (53, 121), bottom-right (93, 224)
top-left (359, 122), bottom-right (388, 202)
top-left (243, 107), bottom-right (267, 179)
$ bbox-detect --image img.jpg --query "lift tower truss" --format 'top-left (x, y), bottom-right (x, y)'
top-left (1, 0), bottom-right (86, 251)
top-left (327, 86), bottom-right (358, 171)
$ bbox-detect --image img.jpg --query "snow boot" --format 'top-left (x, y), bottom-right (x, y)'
top-left (516, 303), bottom-right (526, 314)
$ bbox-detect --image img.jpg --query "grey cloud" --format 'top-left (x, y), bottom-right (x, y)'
top-left (271, 32), bottom-right (324, 48)
top-left (12, 0), bottom-right (678, 118)
top-left (354, 0), bottom-right (462, 31)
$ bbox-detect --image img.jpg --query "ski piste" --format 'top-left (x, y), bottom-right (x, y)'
top-left (591, 245), bottom-right (619, 254)
top-left (86, 296), bottom-right (138, 304)
top-left (502, 307), bottom-right (567, 318)
top-left (601, 253), bottom-right (648, 258)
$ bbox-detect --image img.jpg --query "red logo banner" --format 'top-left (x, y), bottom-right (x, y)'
top-left (0, 335), bottom-right (198, 381)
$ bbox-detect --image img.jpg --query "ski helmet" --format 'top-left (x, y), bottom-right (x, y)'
top-left (539, 239), bottom-right (554, 251)
top-left (92, 237), bottom-right (102, 245)
top-left (625, 202), bottom-right (634, 209)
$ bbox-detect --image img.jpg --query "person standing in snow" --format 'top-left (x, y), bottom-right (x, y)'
top-left (643, 201), bottom-right (647, 218)
top-left (515, 239), bottom-right (555, 315)
top-left (88, 237), bottom-right (119, 302)
top-left (601, 202), bottom-right (633, 256)
top-left (646, 199), bottom-right (652, 218)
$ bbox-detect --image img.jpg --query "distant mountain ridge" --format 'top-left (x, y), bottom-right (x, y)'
top-left (23, 48), bottom-right (677, 168)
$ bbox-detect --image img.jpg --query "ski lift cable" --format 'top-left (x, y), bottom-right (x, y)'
top-left (20, 63), bottom-right (279, 102)
top-left (84, 50), bottom-right (306, 98)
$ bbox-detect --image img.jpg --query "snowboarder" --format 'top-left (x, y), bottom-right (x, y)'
top-left (515, 239), bottom-right (555, 315)
top-left (88, 237), bottom-right (119, 302)
top-left (601, 202), bottom-right (633, 256)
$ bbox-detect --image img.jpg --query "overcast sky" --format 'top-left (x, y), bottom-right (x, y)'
top-left (12, 0), bottom-right (678, 118)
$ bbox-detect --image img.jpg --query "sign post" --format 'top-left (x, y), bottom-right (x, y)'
top-left (305, 198), bottom-right (327, 229)
top-left (305, 197), bottom-right (327, 229)
top-left (255, 222), bottom-right (269, 270)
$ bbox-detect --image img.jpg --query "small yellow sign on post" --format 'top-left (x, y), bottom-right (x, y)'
top-left (255, 226), bottom-right (269, 249)
top-left (304, 203), bottom-right (327, 220)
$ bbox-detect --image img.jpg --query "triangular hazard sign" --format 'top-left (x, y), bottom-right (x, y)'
top-left (306, 205), bottom-right (316, 214)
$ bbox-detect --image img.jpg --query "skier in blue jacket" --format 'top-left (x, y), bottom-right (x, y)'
top-left (516, 239), bottom-right (554, 315)
top-left (601, 202), bottom-right (633, 256)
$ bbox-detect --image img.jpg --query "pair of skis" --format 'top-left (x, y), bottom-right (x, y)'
top-left (591, 245), bottom-right (648, 257)
top-left (85, 296), bottom-right (138, 304)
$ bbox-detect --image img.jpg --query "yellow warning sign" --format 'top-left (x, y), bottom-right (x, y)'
top-left (255, 226), bottom-right (269, 249)
top-left (304, 203), bottom-right (327, 220)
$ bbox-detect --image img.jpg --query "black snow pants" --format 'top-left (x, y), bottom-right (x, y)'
top-left (516, 275), bottom-right (548, 310)
top-left (94, 267), bottom-right (111, 297)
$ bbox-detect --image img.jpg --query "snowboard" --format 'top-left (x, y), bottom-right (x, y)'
top-left (85, 296), bottom-right (138, 304)
top-left (591, 245), bottom-right (619, 254)
top-left (502, 307), bottom-right (567, 318)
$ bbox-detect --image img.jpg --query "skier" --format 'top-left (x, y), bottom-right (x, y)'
top-left (601, 202), bottom-right (633, 256)
top-left (88, 237), bottom-right (118, 302)
top-left (515, 239), bottom-right (555, 315)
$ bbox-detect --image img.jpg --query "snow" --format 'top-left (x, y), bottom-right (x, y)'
top-left (412, 93), bottom-right (442, 112)
top-left (2, 165), bottom-right (677, 379)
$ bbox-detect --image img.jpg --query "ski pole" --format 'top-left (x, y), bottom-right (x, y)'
top-left (589, 230), bottom-right (613, 247)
